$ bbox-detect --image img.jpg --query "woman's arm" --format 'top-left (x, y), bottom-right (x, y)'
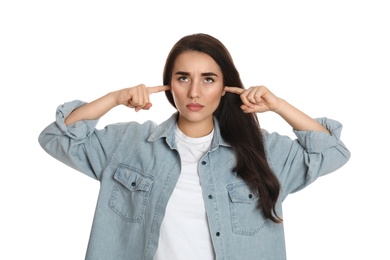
top-left (65, 84), bottom-right (170, 126)
top-left (224, 85), bottom-right (329, 133)
top-left (272, 98), bottom-right (329, 133)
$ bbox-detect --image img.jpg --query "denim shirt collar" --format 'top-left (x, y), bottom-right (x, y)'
top-left (147, 112), bottom-right (231, 151)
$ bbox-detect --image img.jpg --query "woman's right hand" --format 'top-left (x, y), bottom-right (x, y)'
top-left (114, 84), bottom-right (170, 112)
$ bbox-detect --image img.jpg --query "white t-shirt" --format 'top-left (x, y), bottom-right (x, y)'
top-left (153, 127), bottom-right (215, 260)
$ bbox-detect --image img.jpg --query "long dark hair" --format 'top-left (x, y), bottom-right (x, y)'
top-left (163, 33), bottom-right (282, 223)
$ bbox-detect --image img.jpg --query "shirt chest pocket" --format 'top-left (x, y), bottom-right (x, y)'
top-left (109, 164), bottom-right (155, 223)
top-left (227, 182), bottom-right (267, 236)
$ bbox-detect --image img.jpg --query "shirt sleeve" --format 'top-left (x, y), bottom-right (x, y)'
top-left (263, 117), bottom-right (351, 200)
top-left (38, 100), bottom-right (127, 181)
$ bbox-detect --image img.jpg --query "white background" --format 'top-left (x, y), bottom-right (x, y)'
top-left (1, 1), bottom-right (389, 259)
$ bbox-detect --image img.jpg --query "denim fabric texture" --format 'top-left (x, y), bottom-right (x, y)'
top-left (38, 100), bottom-right (351, 260)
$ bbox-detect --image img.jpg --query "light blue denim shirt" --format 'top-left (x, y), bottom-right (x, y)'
top-left (38, 100), bottom-right (350, 260)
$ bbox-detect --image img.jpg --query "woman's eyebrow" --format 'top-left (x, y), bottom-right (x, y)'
top-left (174, 71), bottom-right (218, 77)
top-left (201, 72), bottom-right (218, 77)
top-left (174, 71), bottom-right (190, 76)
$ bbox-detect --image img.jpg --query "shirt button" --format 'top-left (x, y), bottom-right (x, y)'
top-left (208, 195), bottom-right (213, 199)
top-left (201, 161), bottom-right (206, 165)
top-left (216, 232), bottom-right (220, 237)
top-left (248, 194), bottom-right (253, 199)
top-left (131, 182), bottom-right (136, 186)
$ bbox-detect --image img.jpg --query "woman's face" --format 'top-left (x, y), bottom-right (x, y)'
top-left (170, 51), bottom-right (225, 137)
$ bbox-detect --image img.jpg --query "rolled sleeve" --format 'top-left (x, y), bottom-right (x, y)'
top-left (55, 100), bottom-right (99, 140)
top-left (265, 117), bottom-right (351, 199)
top-left (39, 100), bottom-right (107, 180)
top-left (293, 118), bottom-right (342, 153)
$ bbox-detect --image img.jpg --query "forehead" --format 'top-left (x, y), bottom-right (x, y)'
top-left (173, 51), bottom-right (221, 73)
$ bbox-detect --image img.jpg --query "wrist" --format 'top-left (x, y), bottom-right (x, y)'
top-left (107, 91), bottom-right (122, 107)
top-left (272, 98), bottom-right (288, 114)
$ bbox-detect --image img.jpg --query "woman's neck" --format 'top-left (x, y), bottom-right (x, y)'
top-left (177, 116), bottom-right (214, 138)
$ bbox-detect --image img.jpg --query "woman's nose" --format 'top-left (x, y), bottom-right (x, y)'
top-left (188, 81), bottom-right (201, 99)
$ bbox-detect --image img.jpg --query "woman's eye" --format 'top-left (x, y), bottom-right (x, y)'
top-left (178, 76), bottom-right (189, 82)
top-left (204, 77), bottom-right (214, 83)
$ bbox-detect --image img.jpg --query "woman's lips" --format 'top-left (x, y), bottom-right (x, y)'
top-left (186, 103), bottom-right (204, 111)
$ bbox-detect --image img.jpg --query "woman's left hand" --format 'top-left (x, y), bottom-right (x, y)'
top-left (224, 85), bottom-right (282, 113)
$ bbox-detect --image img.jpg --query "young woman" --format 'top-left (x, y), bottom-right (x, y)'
top-left (38, 33), bottom-right (350, 260)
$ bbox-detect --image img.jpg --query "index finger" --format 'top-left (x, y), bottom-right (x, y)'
top-left (224, 86), bottom-right (245, 95)
top-left (148, 85), bottom-right (171, 94)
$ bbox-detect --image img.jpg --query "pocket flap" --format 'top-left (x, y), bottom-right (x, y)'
top-left (113, 164), bottom-right (155, 192)
top-left (227, 182), bottom-right (257, 204)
